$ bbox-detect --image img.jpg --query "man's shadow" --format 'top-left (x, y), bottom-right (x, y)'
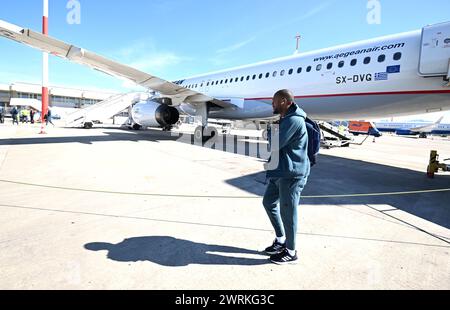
top-left (85, 236), bottom-right (270, 266)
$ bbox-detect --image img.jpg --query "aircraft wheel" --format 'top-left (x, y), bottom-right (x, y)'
top-left (194, 126), bottom-right (218, 144)
top-left (83, 122), bottom-right (93, 129)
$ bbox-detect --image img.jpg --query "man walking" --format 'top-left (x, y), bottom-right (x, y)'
top-left (11, 106), bottom-right (19, 125)
top-left (46, 107), bottom-right (55, 126)
top-left (263, 89), bottom-right (310, 265)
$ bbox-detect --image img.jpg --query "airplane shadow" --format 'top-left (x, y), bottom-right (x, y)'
top-left (0, 127), bottom-right (267, 155)
top-left (2, 127), bottom-right (449, 230)
top-left (0, 130), bottom-right (173, 146)
top-left (84, 236), bottom-right (269, 266)
top-left (226, 154), bottom-right (450, 230)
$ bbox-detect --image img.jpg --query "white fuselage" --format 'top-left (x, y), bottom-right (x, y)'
top-left (178, 28), bottom-right (450, 121)
top-left (375, 121), bottom-right (450, 134)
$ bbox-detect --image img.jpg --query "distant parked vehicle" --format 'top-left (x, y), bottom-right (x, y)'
top-left (348, 121), bottom-right (382, 137)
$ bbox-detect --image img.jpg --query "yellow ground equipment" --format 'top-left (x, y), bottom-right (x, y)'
top-left (427, 150), bottom-right (450, 178)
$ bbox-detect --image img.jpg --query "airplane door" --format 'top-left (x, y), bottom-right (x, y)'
top-left (419, 22), bottom-right (450, 76)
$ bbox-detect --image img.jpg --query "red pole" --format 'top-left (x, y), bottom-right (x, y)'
top-left (40, 0), bottom-right (49, 134)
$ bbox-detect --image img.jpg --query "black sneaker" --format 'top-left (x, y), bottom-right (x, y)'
top-left (270, 249), bottom-right (298, 265)
top-left (264, 239), bottom-right (286, 255)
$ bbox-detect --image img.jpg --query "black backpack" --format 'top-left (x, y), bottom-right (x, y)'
top-left (304, 117), bottom-right (321, 167)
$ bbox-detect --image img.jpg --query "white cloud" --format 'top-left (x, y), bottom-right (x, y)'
top-left (297, 1), bottom-right (334, 21)
top-left (129, 53), bottom-right (184, 71)
top-left (261, 1), bottom-right (336, 35)
top-left (113, 40), bottom-right (187, 72)
top-left (216, 37), bottom-right (256, 55)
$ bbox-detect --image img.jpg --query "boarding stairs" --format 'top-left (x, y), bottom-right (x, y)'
top-left (65, 92), bottom-right (147, 128)
top-left (318, 121), bottom-right (353, 148)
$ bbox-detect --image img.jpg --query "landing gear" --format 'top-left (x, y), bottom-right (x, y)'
top-left (193, 103), bottom-right (218, 144)
top-left (132, 124), bottom-right (142, 131)
top-left (162, 125), bottom-right (173, 132)
top-left (83, 122), bottom-right (93, 129)
top-left (194, 126), bottom-right (218, 144)
top-left (419, 133), bottom-right (428, 139)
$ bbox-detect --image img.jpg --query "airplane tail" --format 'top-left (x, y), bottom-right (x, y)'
top-left (410, 115), bottom-right (445, 132)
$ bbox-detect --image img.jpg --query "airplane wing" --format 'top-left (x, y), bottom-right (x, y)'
top-left (0, 20), bottom-right (232, 108)
top-left (410, 116), bottom-right (444, 132)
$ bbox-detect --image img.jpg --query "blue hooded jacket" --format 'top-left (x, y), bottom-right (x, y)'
top-left (266, 103), bottom-right (310, 179)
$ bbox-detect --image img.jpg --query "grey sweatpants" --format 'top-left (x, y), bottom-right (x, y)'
top-left (263, 178), bottom-right (307, 250)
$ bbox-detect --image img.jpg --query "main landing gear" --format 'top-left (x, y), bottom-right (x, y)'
top-left (193, 103), bottom-right (218, 144)
top-left (194, 125), bottom-right (218, 144)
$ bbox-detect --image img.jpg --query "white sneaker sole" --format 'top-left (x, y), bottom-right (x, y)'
top-left (270, 258), bottom-right (298, 265)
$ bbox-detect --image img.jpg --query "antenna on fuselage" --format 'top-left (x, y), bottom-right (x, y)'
top-left (294, 34), bottom-right (302, 54)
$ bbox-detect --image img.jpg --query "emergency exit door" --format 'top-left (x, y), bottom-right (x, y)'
top-left (419, 21), bottom-right (450, 76)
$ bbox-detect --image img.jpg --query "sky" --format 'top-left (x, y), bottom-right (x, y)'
top-left (1, 0), bottom-right (450, 120)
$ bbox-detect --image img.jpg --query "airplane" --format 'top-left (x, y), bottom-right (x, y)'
top-left (0, 19), bottom-right (450, 142)
top-left (374, 116), bottom-right (450, 137)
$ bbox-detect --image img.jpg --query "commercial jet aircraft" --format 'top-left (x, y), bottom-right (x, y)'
top-left (374, 116), bottom-right (450, 137)
top-left (0, 19), bottom-right (450, 141)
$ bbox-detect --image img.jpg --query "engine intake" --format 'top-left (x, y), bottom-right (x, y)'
top-left (131, 100), bottom-right (180, 128)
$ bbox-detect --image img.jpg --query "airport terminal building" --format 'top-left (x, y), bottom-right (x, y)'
top-left (0, 82), bottom-right (117, 110)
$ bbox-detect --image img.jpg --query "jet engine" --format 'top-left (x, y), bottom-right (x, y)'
top-left (130, 100), bottom-right (180, 128)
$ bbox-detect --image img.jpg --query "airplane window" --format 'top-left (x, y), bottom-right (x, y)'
top-left (350, 59), bottom-right (357, 66)
top-left (338, 61), bottom-right (344, 68)
top-left (235, 77), bottom-right (239, 82)
top-left (246, 76), bottom-right (250, 80)
top-left (306, 66), bottom-right (312, 72)
top-left (288, 69), bottom-right (293, 75)
top-left (220, 80), bottom-right (223, 84)
top-left (206, 82), bottom-right (210, 86)
top-left (195, 84), bottom-right (198, 88)
top-left (252, 74), bottom-right (256, 80)
top-left (394, 52), bottom-right (402, 61)
top-left (273, 71), bottom-right (278, 77)
top-left (225, 79), bottom-right (228, 84)
top-left (259, 73), bottom-right (263, 79)
top-left (200, 83), bottom-right (203, 87)
top-left (240, 77), bottom-right (244, 81)
top-left (316, 64), bottom-right (322, 71)
top-left (378, 54), bottom-right (385, 62)
top-left (280, 70), bottom-right (286, 76)
top-left (364, 57), bottom-right (371, 64)
top-left (266, 72), bottom-right (270, 78)
top-left (297, 67), bottom-right (302, 74)
top-left (327, 63), bottom-right (333, 70)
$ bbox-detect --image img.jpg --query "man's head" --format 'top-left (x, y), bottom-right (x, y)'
top-left (272, 89), bottom-right (295, 116)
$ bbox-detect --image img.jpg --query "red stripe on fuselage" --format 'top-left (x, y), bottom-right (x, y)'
top-left (245, 89), bottom-right (450, 101)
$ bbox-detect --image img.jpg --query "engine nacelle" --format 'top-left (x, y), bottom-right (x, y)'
top-left (130, 100), bottom-right (180, 128)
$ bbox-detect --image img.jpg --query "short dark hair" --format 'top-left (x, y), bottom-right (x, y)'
top-left (274, 89), bottom-right (294, 103)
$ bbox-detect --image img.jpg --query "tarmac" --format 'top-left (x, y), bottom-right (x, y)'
top-left (0, 121), bottom-right (449, 290)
